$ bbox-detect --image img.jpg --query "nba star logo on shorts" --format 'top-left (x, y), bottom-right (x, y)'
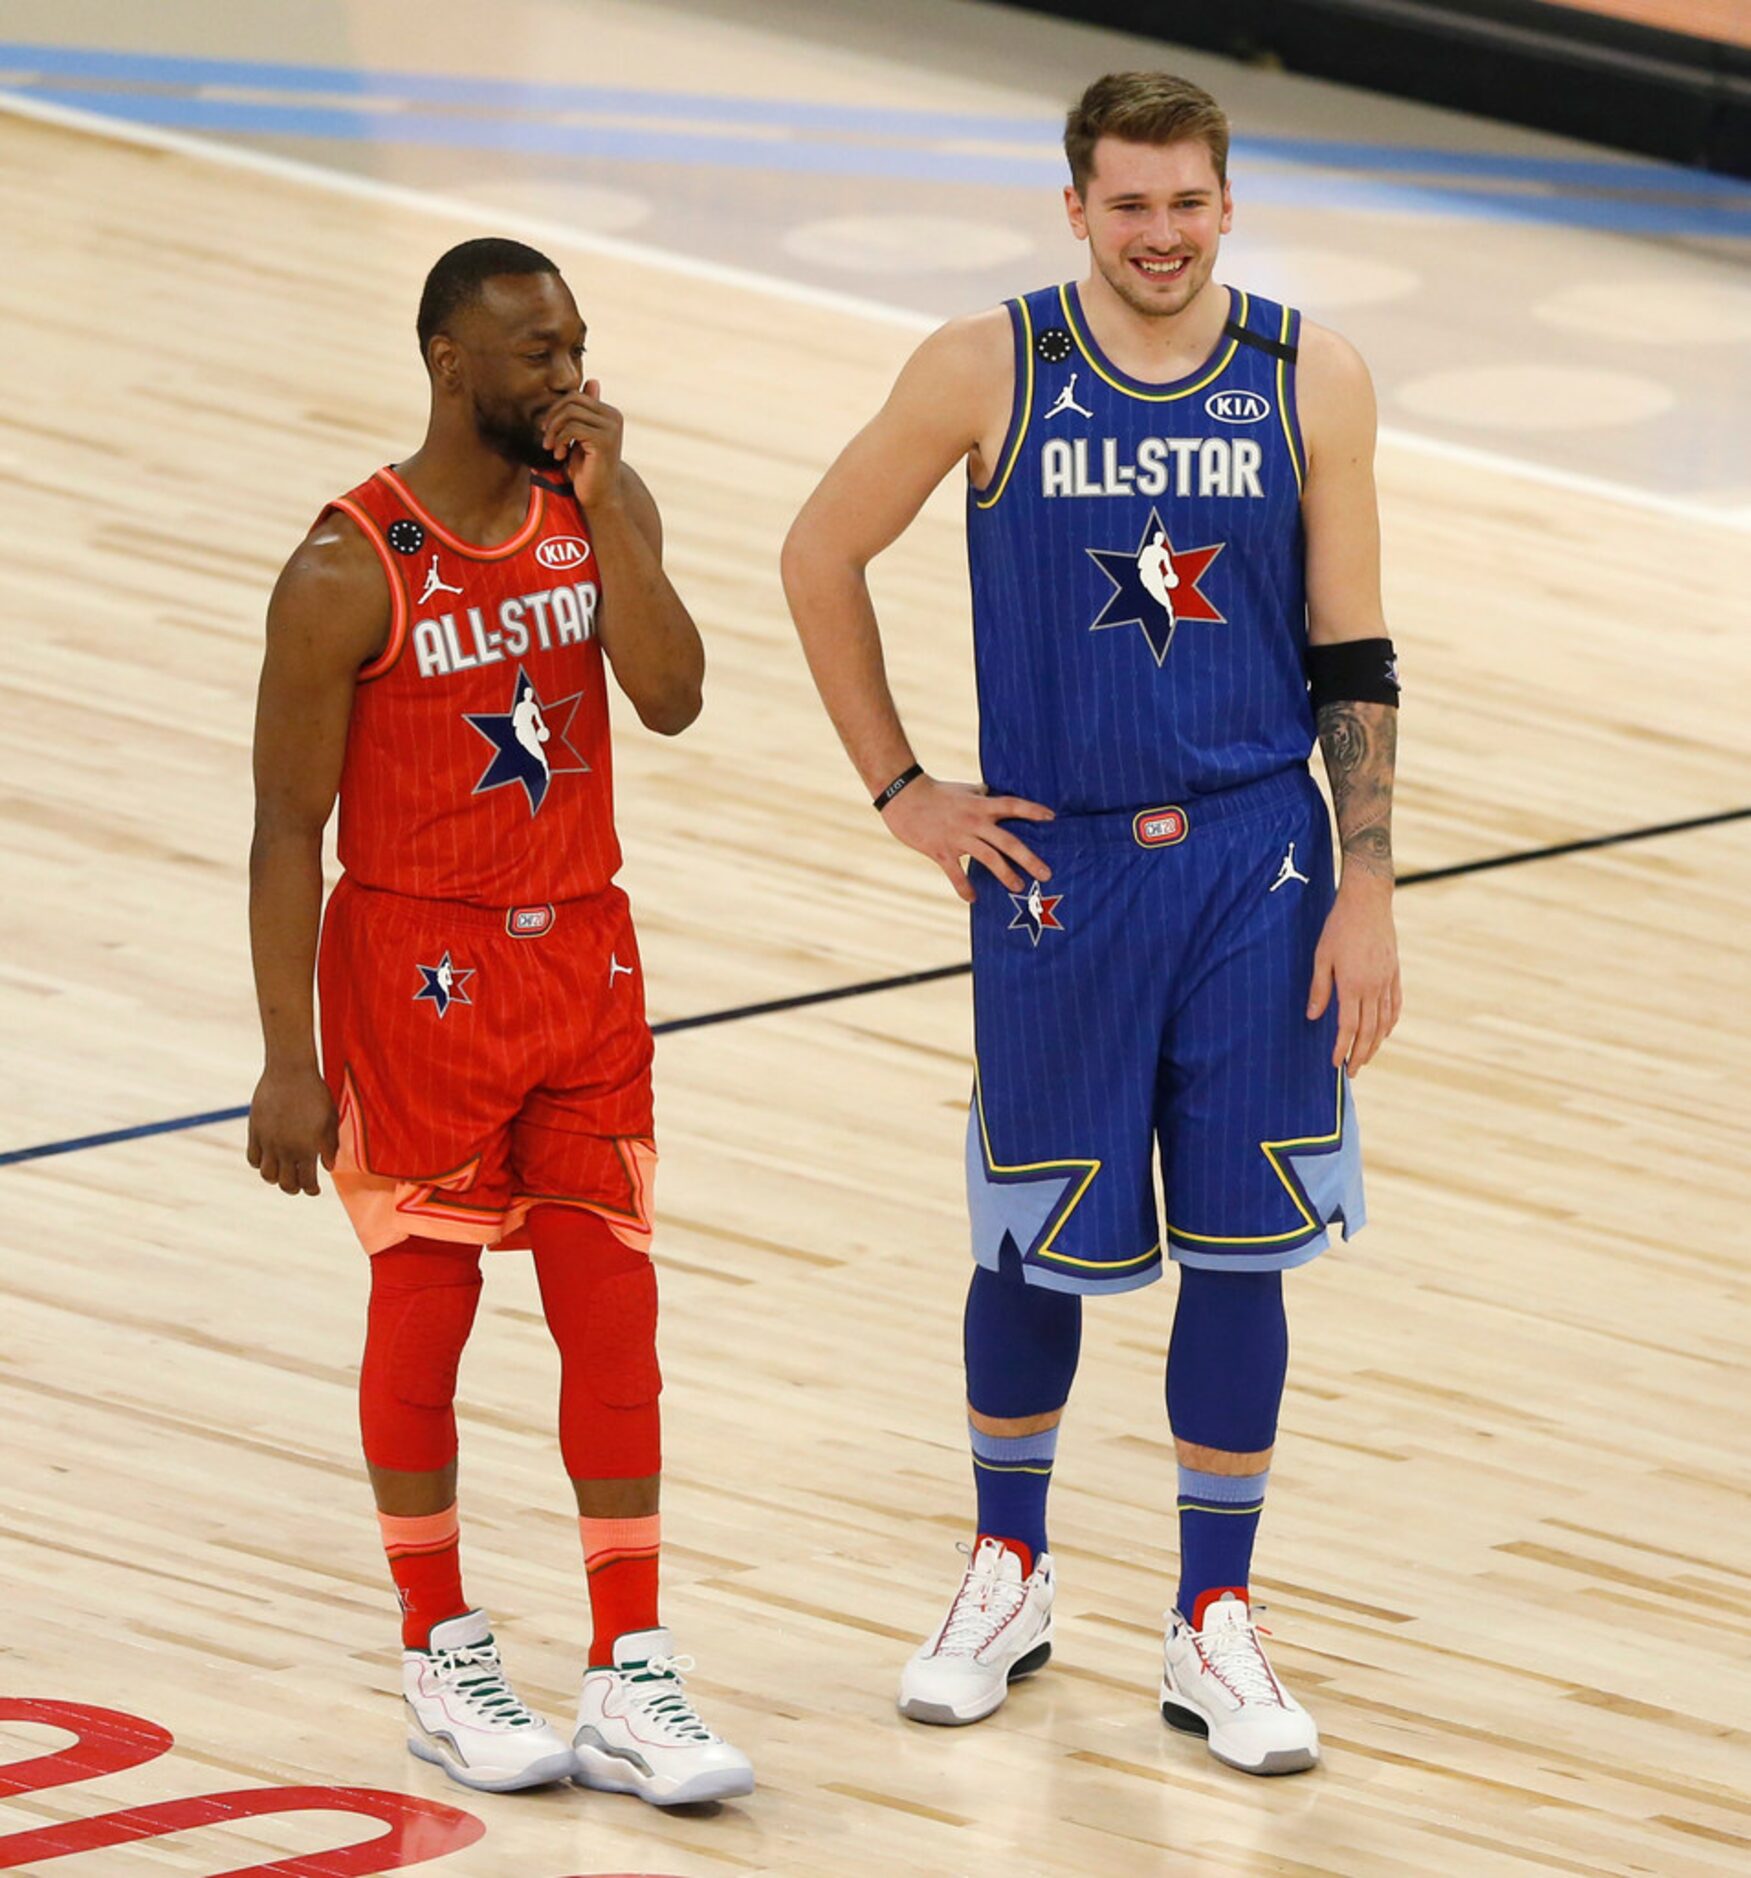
top-left (1008, 878), bottom-right (1065, 946)
top-left (413, 950), bottom-right (474, 1017)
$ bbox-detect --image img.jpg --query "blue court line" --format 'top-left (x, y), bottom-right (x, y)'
top-left (18, 86), bottom-right (1750, 237)
top-left (2, 40), bottom-right (1745, 201)
top-left (0, 963), bottom-right (966, 1170)
top-left (3, 807), bottom-right (1745, 1174)
top-left (0, 1105), bottom-right (252, 1167)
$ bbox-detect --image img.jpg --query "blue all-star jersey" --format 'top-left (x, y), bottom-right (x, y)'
top-left (966, 282), bottom-right (1312, 813)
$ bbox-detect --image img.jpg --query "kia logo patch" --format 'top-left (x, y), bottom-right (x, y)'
top-left (537, 536), bottom-right (592, 571)
top-left (1204, 390), bottom-right (1271, 425)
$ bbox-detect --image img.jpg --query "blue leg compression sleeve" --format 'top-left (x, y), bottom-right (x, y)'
top-left (962, 1263), bottom-right (1082, 1568)
top-left (1166, 1267), bottom-right (1288, 1620)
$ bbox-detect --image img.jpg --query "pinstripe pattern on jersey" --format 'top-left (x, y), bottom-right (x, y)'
top-left (323, 467), bottom-right (621, 905)
top-left (973, 295), bottom-right (1034, 512)
top-left (966, 282), bottom-right (1310, 815)
top-left (329, 495), bottom-right (411, 680)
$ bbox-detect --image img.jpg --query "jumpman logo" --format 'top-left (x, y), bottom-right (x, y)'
top-left (608, 953), bottom-right (634, 984)
top-left (1044, 372), bottom-right (1094, 421)
top-left (417, 553), bottom-right (464, 605)
top-left (1270, 843), bottom-right (1310, 892)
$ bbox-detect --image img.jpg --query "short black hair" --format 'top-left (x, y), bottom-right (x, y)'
top-left (417, 238), bottom-right (561, 356)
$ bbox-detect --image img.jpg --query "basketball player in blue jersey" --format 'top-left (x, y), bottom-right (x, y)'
top-left (783, 72), bottom-right (1401, 1776)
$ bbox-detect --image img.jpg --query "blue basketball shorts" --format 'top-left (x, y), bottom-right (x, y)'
top-left (966, 766), bottom-right (1365, 1295)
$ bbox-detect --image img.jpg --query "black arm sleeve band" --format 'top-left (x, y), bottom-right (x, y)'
top-left (1306, 637), bottom-right (1399, 713)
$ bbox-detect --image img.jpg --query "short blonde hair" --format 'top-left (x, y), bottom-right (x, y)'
top-left (1064, 72), bottom-right (1230, 196)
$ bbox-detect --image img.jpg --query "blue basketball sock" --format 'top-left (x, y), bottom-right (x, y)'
top-left (1166, 1268), bottom-right (1288, 1620)
top-left (968, 1422), bottom-right (1058, 1574)
top-left (1176, 1466), bottom-right (1269, 1624)
top-left (963, 1261), bottom-right (1082, 1573)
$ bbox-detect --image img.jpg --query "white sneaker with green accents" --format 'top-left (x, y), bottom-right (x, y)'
top-left (402, 1609), bottom-right (576, 1792)
top-left (571, 1627), bottom-right (755, 1806)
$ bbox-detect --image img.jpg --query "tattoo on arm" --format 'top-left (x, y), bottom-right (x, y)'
top-left (1317, 700), bottom-right (1397, 881)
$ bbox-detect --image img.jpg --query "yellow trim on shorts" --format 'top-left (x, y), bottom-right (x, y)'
top-left (970, 1065), bottom-right (1132, 1267)
top-left (1167, 1067), bottom-right (1345, 1246)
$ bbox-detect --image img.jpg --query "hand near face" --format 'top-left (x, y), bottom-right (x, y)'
top-left (542, 378), bottom-right (624, 511)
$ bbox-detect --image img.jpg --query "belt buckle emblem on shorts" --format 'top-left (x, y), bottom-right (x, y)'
top-left (1133, 805), bottom-right (1189, 848)
top-left (505, 903), bottom-right (556, 937)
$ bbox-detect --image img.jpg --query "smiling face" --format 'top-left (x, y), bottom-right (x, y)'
top-left (1066, 135), bottom-right (1233, 321)
top-left (429, 272), bottom-right (587, 468)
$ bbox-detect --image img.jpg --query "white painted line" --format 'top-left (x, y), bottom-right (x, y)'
top-left (5, 85), bottom-right (1747, 535)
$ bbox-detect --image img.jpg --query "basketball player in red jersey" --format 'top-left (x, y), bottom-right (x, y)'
top-left (246, 239), bottom-right (752, 1804)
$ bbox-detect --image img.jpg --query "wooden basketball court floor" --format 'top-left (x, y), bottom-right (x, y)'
top-left (1, 81), bottom-right (1749, 1878)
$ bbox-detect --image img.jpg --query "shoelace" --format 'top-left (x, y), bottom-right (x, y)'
top-left (429, 1644), bottom-right (539, 1728)
top-left (938, 1545), bottom-right (1027, 1656)
top-left (620, 1654), bottom-right (716, 1743)
top-left (1193, 1618), bottom-right (1285, 1708)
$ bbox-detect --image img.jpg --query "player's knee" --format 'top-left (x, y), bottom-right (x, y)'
top-left (571, 1259), bottom-right (662, 1409)
top-left (386, 1277), bottom-right (483, 1411)
top-left (964, 1261), bottom-right (1082, 1417)
top-left (1166, 1266), bottom-right (1287, 1452)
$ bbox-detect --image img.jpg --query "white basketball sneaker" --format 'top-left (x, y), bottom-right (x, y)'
top-left (402, 1609), bottom-right (576, 1792)
top-left (1159, 1591), bottom-right (1320, 1775)
top-left (571, 1627), bottom-right (755, 1806)
top-left (898, 1537), bottom-right (1054, 1726)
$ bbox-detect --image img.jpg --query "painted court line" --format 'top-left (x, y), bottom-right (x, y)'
top-left (2, 86), bottom-right (1748, 532)
top-left (5, 42), bottom-right (1746, 194)
top-left (2, 808), bottom-right (1744, 1171)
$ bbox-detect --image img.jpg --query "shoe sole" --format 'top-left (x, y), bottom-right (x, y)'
top-left (897, 1637), bottom-right (1053, 1727)
top-left (407, 1735), bottom-right (579, 1793)
top-left (572, 1742), bottom-right (755, 1807)
top-left (1158, 1682), bottom-right (1319, 1777)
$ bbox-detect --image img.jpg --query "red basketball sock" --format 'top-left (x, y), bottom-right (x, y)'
top-left (580, 1514), bottom-right (661, 1666)
top-left (379, 1506), bottom-right (467, 1650)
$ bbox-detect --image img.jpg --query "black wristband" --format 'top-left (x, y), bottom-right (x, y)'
top-left (1307, 637), bottom-right (1399, 713)
top-left (872, 763), bottom-right (923, 811)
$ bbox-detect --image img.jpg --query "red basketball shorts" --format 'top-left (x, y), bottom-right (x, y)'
top-left (318, 874), bottom-right (656, 1256)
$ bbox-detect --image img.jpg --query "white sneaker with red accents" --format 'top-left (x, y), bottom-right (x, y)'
top-left (898, 1537), bottom-right (1054, 1726)
top-left (402, 1609), bottom-right (576, 1792)
top-left (571, 1627), bottom-right (755, 1806)
top-left (1159, 1590), bottom-right (1319, 1775)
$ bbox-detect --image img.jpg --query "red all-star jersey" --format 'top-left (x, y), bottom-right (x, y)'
top-left (322, 465), bottom-right (621, 905)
